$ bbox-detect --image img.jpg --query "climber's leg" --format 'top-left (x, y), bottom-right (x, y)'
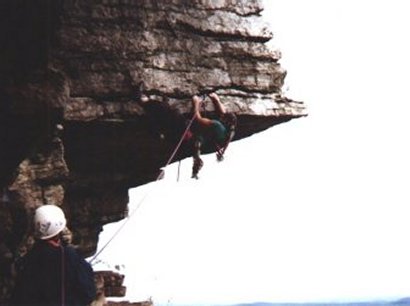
top-left (191, 138), bottom-right (203, 179)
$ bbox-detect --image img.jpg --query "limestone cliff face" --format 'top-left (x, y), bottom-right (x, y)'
top-left (0, 0), bottom-right (306, 301)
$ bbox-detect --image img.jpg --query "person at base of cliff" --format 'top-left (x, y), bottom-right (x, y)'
top-left (9, 204), bottom-right (96, 306)
top-left (191, 92), bottom-right (237, 179)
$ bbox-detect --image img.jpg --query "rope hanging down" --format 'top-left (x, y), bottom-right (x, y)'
top-left (89, 111), bottom-right (197, 264)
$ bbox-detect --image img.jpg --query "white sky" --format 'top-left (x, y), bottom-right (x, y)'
top-left (92, 1), bottom-right (410, 305)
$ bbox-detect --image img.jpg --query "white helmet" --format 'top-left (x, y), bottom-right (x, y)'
top-left (34, 205), bottom-right (67, 240)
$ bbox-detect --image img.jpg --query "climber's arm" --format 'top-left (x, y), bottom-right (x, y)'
top-left (192, 95), bottom-right (214, 127)
top-left (208, 92), bottom-right (226, 117)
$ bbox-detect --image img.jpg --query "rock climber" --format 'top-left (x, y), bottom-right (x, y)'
top-left (191, 92), bottom-right (237, 179)
top-left (135, 82), bottom-right (236, 179)
top-left (9, 204), bottom-right (96, 306)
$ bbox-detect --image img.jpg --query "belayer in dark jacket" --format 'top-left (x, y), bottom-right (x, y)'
top-left (9, 204), bottom-right (96, 306)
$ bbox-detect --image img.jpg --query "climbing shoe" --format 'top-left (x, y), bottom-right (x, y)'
top-left (191, 158), bottom-right (204, 179)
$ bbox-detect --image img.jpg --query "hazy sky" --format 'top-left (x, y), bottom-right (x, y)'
top-left (93, 1), bottom-right (410, 305)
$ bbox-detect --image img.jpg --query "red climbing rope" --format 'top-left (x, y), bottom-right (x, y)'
top-left (163, 112), bottom-right (196, 168)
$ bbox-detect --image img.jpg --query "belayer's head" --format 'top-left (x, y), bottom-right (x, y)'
top-left (34, 205), bottom-right (67, 240)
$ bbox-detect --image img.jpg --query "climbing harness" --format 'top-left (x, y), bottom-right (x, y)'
top-left (89, 110), bottom-right (197, 264)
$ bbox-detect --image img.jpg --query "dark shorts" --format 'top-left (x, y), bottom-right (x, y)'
top-left (211, 120), bottom-right (228, 144)
top-left (196, 120), bottom-right (227, 147)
